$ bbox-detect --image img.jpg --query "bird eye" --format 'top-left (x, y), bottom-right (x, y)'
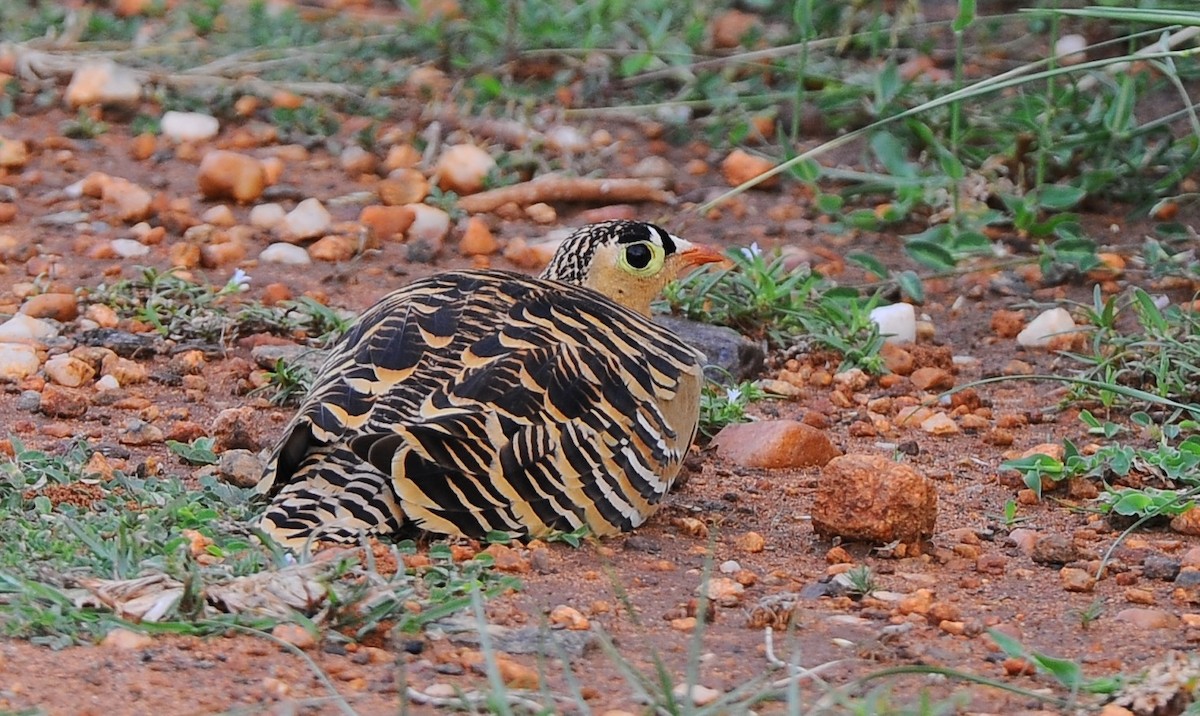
top-left (625, 243), bottom-right (653, 269)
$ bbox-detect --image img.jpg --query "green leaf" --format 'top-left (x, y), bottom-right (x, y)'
top-left (905, 240), bottom-right (956, 271)
top-left (869, 131), bottom-right (916, 178)
top-left (1036, 184), bottom-right (1086, 210)
top-left (896, 271), bottom-right (925, 304)
top-left (953, 0), bottom-right (976, 31)
top-left (815, 193), bottom-right (844, 214)
top-left (847, 252), bottom-right (889, 279)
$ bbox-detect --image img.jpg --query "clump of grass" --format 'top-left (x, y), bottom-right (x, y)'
top-left (0, 437), bottom-right (516, 647)
top-left (661, 246), bottom-right (885, 372)
top-left (249, 358), bottom-right (315, 407)
top-left (698, 380), bottom-right (766, 439)
top-left (87, 267), bottom-right (350, 346)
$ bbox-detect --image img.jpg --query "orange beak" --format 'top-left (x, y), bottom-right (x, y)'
top-left (678, 242), bottom-right (734, 269)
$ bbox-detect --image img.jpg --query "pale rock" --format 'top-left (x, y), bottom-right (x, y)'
top-left (544, 125), bottom-right (590, 154)
top-left (259, 242), bottom-right (312, 265)
top-left (719, 560), bottom-right (741, 574)
top-left (1017, 308), bottom-right (1076, 348)
top-left (1055, 34), bottom-right (1088, 66)
top-left (110, 238), bottom-right (150, 258)
top-left (630, 155), bottom-right (674, 180)
top-left (65, 61), bottom-right (142, 107)
top-left (672, 684), bottom-right (721, 707)
top-left (0, 313), bottom-right (57, 341)
top-left (201, 205), bottom-right (236, 227)
top-left (435, 144), bottom-right (495, 195)
top-left (249, 202), bottom-right (286, 229)
top-left (271, 623), bottom-right (316, 650)
top-left (920, 412), bottom-right (959, 435)
top-left (44, 354), bottom-right (96, 388)
top-left (870, 303), bottom-right (917, 344)
top-left (406, 204), bottom-right (451, 243)
top-left (161, 111), bottom-right (220, 142)
top-left (0, 343), bottom-right (40, 380)
top-left (339, 145), bottom-right (377, 175)
top-left (812, 453), bottom-right (938, 544)
top-left (282, 198), bottom-right (332, 240)
top-left (96, 374), bottom-right (121, 391)
top-left (711, 420), bottom-right (841, 469)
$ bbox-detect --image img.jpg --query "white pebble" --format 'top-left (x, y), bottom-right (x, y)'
top-left (1054, 34), bottom-right (1088, 66)
top-left (282, 198), bottom-right (331, 240)
top-left (96, 374), bottom-right (121, 391)
top-left (160, 111), bottom-right (220, 142)
top-left (1017, 307), bottom-right (1076, 347)
top-left (544, 125), bottom-right (590, 154)
top-left (0, 314), bottom-right (58, 341)
top-left (406, 204), bottom-right (451, 243)
top-left (435, 144), bottom-right (496, 195)
top-left (259, 242), bottom-right (313, 265)
top-left (671, 684), bottom-right (721, 707)
top-left (869, 303), bottom-right (916, 344)
top-left (0, 343), bottom-right (40, 380)
top-left (719, 560), bottom-right (741, 574)
top-left (249, 203), bottom-right (286, 230)
top-left (110, 238), bottom-right (150, 258)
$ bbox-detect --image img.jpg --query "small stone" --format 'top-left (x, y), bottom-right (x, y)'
top-left (711, 9), bottom-right (762, 48)
top-left (259, 242), bottom-right (312, 265)
top-left (339, 145), bottom-right (377, 175)
top-left (43, 354), bottom-right (95, 388)
top-left (360, 205), bottom-right (415, 241)
top-left (483, 543), bottom-right (531, 574)
top-left (110, 238), bottom-right (150, 258)
top-left (249, 203), bottom-right (286, 230)
top-left (910, 367), bottom-right (954, 392)
top-left (711, 419), bottom-right (840, 469)
top-left (435, 144), bottom-right (496, 195)
top-left (1170, 507), bottom-right (1200, 536)
top-left (101, 628), bottom-right (153, 650)
top-left (670, 617), bottom-right (697, 632)
top-left (198, 151), bottom-right (267, 203)
top-left (990, 310), bottom-right (1025, 338)
top-left (1182, 548), bottom-right (1200, 569)
top-left (0, 344), bottom-right (41, 381)
top-left (0, 136), bottom-right (30, 168)
top-left (1054, 33), bottom-right (1088, 66)
top-left (879, 342), bottom-right (914, 376)
top-left (870, 303), bottom-right (917, 344)
top-left (407, 204), bottom-right (451, 243)
top-left (548, 605), bottom-right (589, 630)
top-left (1144, 554), bottom-right (1182, 581)
top-left (920, 412), bottom-right (959, 435)
top-left (1017, 308), bottom-right (1077, 348)
top-left (96, 375), bottom-right (121, 391)
top-left (811, 453), bottom-right (937, 544)
top-left (282, 198), bottom-right (332, 240)
top-left (1002, 359), bottom-right (1033, 376)
top-left (544, 125), bottom-right (591, 154)
top-left (525, 202), bottom-right (557, 224)
top-left (211, 406), bottom-right (262, 451)
top-left (119, 419), bottom-right (164, 445)
top-left (459, 216), bottom-right (499, 256)
top-left (161, 111), bottom-right (220, 143)
top-left (201, 205), bottom-right (235, 227)
top-left (1114, 607), bottom-right (1178, 630)
top-left (672, 684), bottom-right (721, 707)
top-left (721, 149), bottom-right (776, 188)
top-left (1007, 528), bottom-right (1039, 557)
top-left (735, 531), bottom-right (765, 553)
top-left (271, 623), bottom-right (316, 650)
top-left (200, 241), bottom-right (246, 268)
top-left (217, 449), bottom-right (264, 489)
top-left (897, 588), bottom-right (934, 616)
top-left (1031, 533), bottom-right (1077, 565)
top-left (40, 385), bottom-right (89, 418)
top-left (378, 169), bottom-right (429, 205)
top-left (65, 61), bottom-right (141, 107)
top-left (101, 354), bottom-right (147, 385)
top-left (1124, 588), bottom-right (1155, 605)
top-left (702, 577), bottom-right (744, 607)
top-left (0, 313), bottom-right (59, 341)
top-left (495, 656), bottom-right (538, 689)
top-left (1060, 566), bottom-right (1096, 592)
top-left (20, 293), bottom-right (78, 322)
top-left (1176, 568), bottom-right (1200, 588)
top-left (308, 235), bottom-right (358, 262)
top-left (719, 560), bottom-right (741, 574)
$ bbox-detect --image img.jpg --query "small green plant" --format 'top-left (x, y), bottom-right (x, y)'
top-left (842, 564), bottom-right (878, 598)
top-left (249, 358), bottom-right (314, 407)
top-left (698, 380), bottom-right (766, 438)
top-left (60, 109), bottom-right (108, 139)
top-left (1074, 599), bottom-right (1105, 631)
top-left (543, 525), bottom-right (590, 548)
top-left (166, 437), bottom-right (219, 466)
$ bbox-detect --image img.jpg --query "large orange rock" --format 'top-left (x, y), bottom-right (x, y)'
top-left (811, 453), bottom-right (937, 544)
top-left (711, 419), bottom-right (840, 469)
top-left (197, 151), bottom-right (266, 203)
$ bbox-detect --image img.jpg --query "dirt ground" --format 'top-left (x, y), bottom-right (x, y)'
top-left (3, 11), bottom-right (1200, 716)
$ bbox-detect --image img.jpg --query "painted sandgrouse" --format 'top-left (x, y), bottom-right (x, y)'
top-left (257, 220), bottom-right (726, 547)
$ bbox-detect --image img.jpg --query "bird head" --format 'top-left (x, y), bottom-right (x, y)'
top-left (539, 220), bottom-right (729, 316)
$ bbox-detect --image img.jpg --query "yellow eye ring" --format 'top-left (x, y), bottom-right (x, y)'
top-left (618, 241), bottom-right (665, 276)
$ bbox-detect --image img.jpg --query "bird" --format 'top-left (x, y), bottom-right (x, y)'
top-left (256, 220), bottom-right (728, 548)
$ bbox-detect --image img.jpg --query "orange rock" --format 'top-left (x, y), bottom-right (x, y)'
top-left (308, 235), bottom-right (358, 262)
top-left (459, 216), bottom-right (498, 256)
top-left (20, 293), bottom-right (78, 322)
top-left (379, 169), bottom-right (428, 205)
top-left (711, 9), bottom-right (762, 49)
top-left (711, 420), bottom-right (840, 469)
top-left (359, 205), bottom-right (415, 241)
top-left (197, 150), bottom-right (266, 203)
top-left (720, 149), bottom-right (777, 188)
top-left (812, 454), bottom-right (937, 544)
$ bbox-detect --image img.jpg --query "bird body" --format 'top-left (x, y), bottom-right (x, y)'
top-left (257, 221), bottom-right (725, 547)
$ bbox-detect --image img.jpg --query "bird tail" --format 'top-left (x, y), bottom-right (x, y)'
top-left (258, 445), bottom-right (404, 550)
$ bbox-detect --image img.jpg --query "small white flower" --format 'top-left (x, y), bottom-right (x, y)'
top-left (739, 242), bottom-right (762, 260)
top-left (725, 387), bottom-right (743, 403)
top-left (228, 268), bottom-right (251, 292)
